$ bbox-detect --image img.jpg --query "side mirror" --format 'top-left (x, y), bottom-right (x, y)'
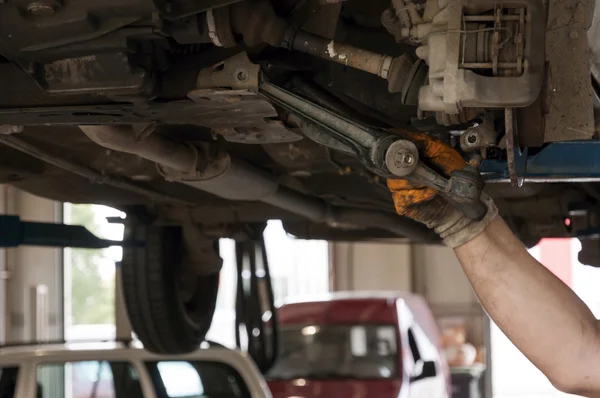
top-left (410, 360), bottom-right (437, 382)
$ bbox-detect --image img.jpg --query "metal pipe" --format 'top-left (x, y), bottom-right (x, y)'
top-left (290, 30), bottom-right (394, 79)
top-left (78, 126), bottom-right (434, 241)
top-left (80, 125), bottom-right (279, 201)
top-left (0, 135), bottom-right (190, 205)
top-left (80, 125), bottom-right (196, 173)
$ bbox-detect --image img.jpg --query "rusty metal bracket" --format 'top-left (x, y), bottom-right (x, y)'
top-left (504, 108), bottom-right (528, 187)
top-left (196, 52), bottom-right (260, 91)
top-left (193, 52), bottom-right (302, 144)
top-left (460, 116), bottom-right (498, 152)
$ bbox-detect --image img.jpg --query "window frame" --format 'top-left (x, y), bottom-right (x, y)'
top-left (145, 359), bottom-right (253, 398)
top-left (16, 357), bottom-right (155, 398)
top-left (0, 347), bottom-right (271, 398)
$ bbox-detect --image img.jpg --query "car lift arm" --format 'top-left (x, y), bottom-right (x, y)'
top-left (0, 215), bottom-right (123, 248)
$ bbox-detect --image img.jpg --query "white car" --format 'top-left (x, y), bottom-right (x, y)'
top-left (0, 342), bottom-right (272, 398)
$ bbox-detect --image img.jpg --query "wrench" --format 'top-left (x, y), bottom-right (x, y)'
top-left (384, 140), bottom-right (487, 221)
top-left (259, 82), bottom-right (487, 221)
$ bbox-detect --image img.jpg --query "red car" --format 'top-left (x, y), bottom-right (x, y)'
top-left (267, 292), bottom-right (451, 398)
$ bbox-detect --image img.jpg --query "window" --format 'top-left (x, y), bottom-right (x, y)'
top-left (146, 361), bottom-right (251, 398)
top-left (157, 362), bottom-right (203, 397)
top-left (37, 361), bottom-right (142, 398)
top-left (0, 367), bottom-right (19, 398)
top-left (268, 325), bottom-right (399, 380)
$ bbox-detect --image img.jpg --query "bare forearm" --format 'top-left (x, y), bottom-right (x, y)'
top-left (455, 216), bottom-right (600, 395)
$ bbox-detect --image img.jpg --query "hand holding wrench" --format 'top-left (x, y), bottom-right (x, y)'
top-left (259, 82), bottom-right (487, 220)
top-left (384, 140), bottom-right (487, 221)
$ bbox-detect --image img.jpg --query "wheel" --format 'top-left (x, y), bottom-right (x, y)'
top-left (121, 224), bottom-right (220, 354)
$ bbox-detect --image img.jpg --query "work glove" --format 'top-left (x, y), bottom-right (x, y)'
top-left (387, 131), bottom-right (498, 248)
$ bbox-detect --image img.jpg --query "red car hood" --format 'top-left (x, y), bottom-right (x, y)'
top-left (267, 379), bottom-right (402, 398)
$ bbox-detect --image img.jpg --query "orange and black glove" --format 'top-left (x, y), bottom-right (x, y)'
top-left (387, 131), bottom-right (498, 248)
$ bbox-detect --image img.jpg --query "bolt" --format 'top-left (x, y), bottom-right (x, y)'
top-left (236, 70), bottom-right (249, 82)
top-left (569, 30), bottom-right (580, 40)
top-left (395, 150), bottom-right (415, 167)
top-left (27, 1), bottom-right (57, 16)
top-left (402, 153), bottom-right (414, 166)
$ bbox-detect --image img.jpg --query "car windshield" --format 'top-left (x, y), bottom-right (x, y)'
top-left (267, 324), bottom-right (398, 380)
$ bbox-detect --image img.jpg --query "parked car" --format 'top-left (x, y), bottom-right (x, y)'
top-left (0, 342), bottom-right (272, 398)
top-left (266, 292), bottom-right (451, 398)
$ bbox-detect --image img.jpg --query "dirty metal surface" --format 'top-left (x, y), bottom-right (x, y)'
top-left (214, 121), bottom-right (302, 144)
top-left (459, 116), bottom-right (497, 151)
top-left (196, 52), bottom-right (260, 90)
top-left (516, 91), bottom-right (547, 147)
top-left (587, 0), bottom-right (600, 83)
top-left (544, 0), bottom-right (595, 141)
top-left (42, 52), bottom-right (151, 96)
top-left (0, 90), bottom-right (281, 129)
top-left (291, 30), bottom-right (394, 79)
top-left (0, 51), bottom-right (298, 141)
top-left (504, 108), bottom-right (528, 187)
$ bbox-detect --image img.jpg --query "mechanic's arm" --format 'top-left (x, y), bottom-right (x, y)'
top-left (456, 216), bottom-right (600, 396)
top-left (388, 132), bottom-right (600, 396)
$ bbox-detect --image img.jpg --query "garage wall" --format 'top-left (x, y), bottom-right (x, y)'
top-left (330, 241), bottom-right (412, 292)
top-left (413, 244), bottom-right (484, 345)
top-left (331, 241), bottom-right (484, 345)
top-left (0, 186), bottom-right (63, 344)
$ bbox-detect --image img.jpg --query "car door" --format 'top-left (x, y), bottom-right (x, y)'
top-left (406, 324), bottom-right (448, 398)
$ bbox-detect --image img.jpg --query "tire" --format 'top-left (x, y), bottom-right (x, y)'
top-left (121, 224), bottom-right (219, 354)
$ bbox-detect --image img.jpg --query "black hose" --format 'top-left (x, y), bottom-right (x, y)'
top-left (234, 227), bottom-right (278, 373)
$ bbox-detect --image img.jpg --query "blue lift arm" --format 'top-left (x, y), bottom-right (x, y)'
top-left (481, 141), bottom-right (600, 182)
top-left (0, 215), bottom-right (124, 248)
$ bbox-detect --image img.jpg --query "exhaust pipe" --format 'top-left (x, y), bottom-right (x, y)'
top-left (79, 125), bottom-right (434, 242)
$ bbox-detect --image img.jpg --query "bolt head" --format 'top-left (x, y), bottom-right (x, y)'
top-left (385, 140), bottom-right (419, 177)
top-left (401, 152), bottom-right (415, 166)
top-left (236, 70), bottom-right (249, 82)
top-left (394, 149), bottom-right (415, 167)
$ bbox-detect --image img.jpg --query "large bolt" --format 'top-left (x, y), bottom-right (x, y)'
top-left (236, 70), bottom-right (249, 82)
top-left (385, 140), bottom-right (419, 177)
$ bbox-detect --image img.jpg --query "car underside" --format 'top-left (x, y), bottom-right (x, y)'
top-left (1, 0), bottom-right (600, 353)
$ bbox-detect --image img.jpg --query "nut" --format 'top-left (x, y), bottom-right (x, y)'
top-left (385, 140), bottom-right (419, 177)
top-left (397, 151), bottom-right (415, 167)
